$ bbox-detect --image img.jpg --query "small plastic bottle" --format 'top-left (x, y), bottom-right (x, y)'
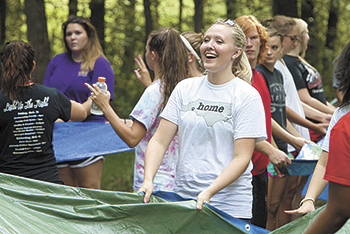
top-left (91, 77), bottom-right (107, 115)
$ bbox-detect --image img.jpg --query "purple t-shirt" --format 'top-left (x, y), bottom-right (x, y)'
top-left (44, 53), bottom-right (115, 122)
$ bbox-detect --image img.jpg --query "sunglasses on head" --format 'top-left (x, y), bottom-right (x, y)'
top-left (285, 34), bottom-right (299, 43)
top-left (224, 19), bottom-right (237, 26)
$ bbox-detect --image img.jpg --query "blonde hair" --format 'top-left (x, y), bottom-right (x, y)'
top-left (293, 18), bottom-right (316, 70)
top-left (213, 19), bottom-right (252, 84)
top-left (294, 18), bottom-right (309, 57)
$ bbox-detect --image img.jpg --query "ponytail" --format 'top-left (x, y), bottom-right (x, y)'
top-left (148, 28), bottom-right (189, 109)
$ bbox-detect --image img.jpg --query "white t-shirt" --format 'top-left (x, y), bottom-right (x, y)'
top-left (275, 59), bottom-right (310, 152)
top-left (322, 105), bottom-right (350, 152)
top-left (160, 75), bottom-right (266, 219)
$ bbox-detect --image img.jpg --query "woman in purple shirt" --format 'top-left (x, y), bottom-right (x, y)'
top-left (44, 16), bottom-right (115, 189)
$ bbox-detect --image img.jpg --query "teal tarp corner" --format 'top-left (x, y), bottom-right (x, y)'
top-left (0, 172), bottom-right (264, 233)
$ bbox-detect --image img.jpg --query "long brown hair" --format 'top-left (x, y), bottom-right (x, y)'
top-left (1, 40), bottom-right (35, 101)
top-left (147, 28), bottom-right (189, 110)
top-left (62, 16), bottom-right (105, 74)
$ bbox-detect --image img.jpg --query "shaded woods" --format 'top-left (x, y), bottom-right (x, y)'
top-left (1, 0), bottom-right (349, 117)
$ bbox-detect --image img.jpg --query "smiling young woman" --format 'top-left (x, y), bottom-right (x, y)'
top-left (137, 19), bottom-right (266, 222)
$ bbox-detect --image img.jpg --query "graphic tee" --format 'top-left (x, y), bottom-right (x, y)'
top-left (160, 76), bottom-right (266, 219)
top-left (256, 64), bottom-right (287, 153)
top-left (0, 84), bottom-right (71, 183)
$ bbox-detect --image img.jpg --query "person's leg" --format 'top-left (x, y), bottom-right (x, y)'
top-left (291, 175), bottom-right (309, 220)
top-left (58, 166), bottom-right (78, 186)
top-left (251, 170), bottom-right (268, 228)
top-left (276, 175), bottom-right (299, 227)
top-left (266, 175), bottom-right (289, 230)
top-left (304, 182), bottom-right (350, 234)
top-left (73, 158), bottom-right (104, 189)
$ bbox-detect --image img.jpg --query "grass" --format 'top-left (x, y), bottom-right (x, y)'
top-left (100, 150), bottom-right (135, 192)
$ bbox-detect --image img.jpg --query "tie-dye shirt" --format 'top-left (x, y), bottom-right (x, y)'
top-left (130, 79), bottom-right (178, 192)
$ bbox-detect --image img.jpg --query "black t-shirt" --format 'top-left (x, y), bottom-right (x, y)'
top-left (283, 54), bottom-right (327, 104)
top-left (0, 84), bottom-right (71, 183)
top-left (256, 64), bottom-right (287, 153)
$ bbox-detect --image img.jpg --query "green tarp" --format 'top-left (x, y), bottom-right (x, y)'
top-left (270, 205), bottom-right (350, 234)
top-left (0, 173), bottom-right (257, 234)
top-left (3, 172), bottom-right (349, 233)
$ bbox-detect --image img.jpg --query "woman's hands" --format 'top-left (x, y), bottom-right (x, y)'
top-left (85, 83), bottom-right (111, 112)
top-left (285, 199), bottom-right (315, 216)
top-left (134, 55), bottom-right (152, 88)
top-left (196, 189), bottom-right (213, 210)
top-left (138, 180), bottom-right (154, 204)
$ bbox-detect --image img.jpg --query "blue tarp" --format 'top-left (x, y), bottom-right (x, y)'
top-left (286, 137), bottom-right (325, 175)
top-left (52, 122), bottom-right (133, 162)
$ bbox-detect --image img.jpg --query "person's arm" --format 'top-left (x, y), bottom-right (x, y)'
top-left (255, 140), bottom-right (291, 167)
top-left (271, 118), bottom-right (309, 152)
top-left (285, 150), bottom-right (329, 215)
top-left (302, 102), bottom-right (332, 124)
top-left (286, 106), bottom-right (327, 135)
top-left (138, 118), bottom-right (178, 203)
top-left (86, 83), bottom-right (147, 148)
top-left (286, 119), bottom-right (302, 137)
top-left (298, 88), bottom-right (335, 115)
top-left (196, 138), bottom-right (256, 210)
top-left (134, 55), bottom-right (153, 88)
top-left (69, 100), bottom-right (88, 121)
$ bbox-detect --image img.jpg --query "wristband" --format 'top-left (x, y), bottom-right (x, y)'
top-left (299, 197), bottom-right (315, 207)
top-left (124, 119), bottom-right (127, 124)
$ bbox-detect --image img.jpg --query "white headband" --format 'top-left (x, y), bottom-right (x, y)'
top-left (180, 35), bottom-right (202, 65)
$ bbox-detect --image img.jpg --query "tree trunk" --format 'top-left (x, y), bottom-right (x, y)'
top-left (226, 0), bottom-right (236, 19)
top-left (25, 0), bottom-right (50, 84)
top-left (90, 0), bottom-right (105, 50)
top-left (121, 0), bottom-right (136, 77)
top-left (0, 0), bottom-right (6, 47)
top-left (69, 0), bottom-right (78, 16)
top-left (301, 0), bottom-right (322, 71)
top-left (143, 0), bottom-right (153, 42)
top-left (273, 0), bottom-right (298, 17)
top-left (325, 0), bottom-right (339, 51)
top-left (193, 0), bottom-right (203, 33)
top-left (179, 0), bottom-right (183, 32)
top-left (323, 0), bottom-right (340, 98)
